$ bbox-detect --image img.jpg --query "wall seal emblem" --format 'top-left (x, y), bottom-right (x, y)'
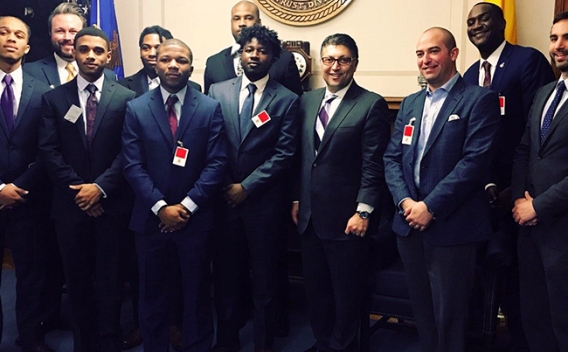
top-left (255, 0), bottom-right (354, 26)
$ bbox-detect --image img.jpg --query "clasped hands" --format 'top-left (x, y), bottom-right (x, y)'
top-left (0, 183), bottom-right (29, 210)
top-left (512, 191), bottom-right (538, 226)
top-left (69, 183), bottom-right (104, 217)
top-left (223, 183), bottom-right (248, 208)
top-left (401, 199), bottom-right (433, 232)
top-left (158, 204), bottom-right (190, 233)
top-left (290, 203), bottom-right (369, 237)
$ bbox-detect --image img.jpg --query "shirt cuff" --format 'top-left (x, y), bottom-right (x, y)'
top-left (0, 183), bottom-right (5, 192)
top-left (357, 203), bottom-right (374, 213)
top-left (94, 183), bottom-right (107, 198)
top-left (485, 183), bottom-right (497, 190)
top-left (152, 200), bottom-right (168, 216)
top-left (181, 196), bottom-right (199, 214)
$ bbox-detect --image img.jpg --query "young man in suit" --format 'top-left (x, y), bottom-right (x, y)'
top-left (291, 33), bottom-right (390, 352)
top-left (383, 28), bottom-right (500, 352)
top-left (0, 16), bottom-right (55, 352)
top-left (39, 26), bottom-right (136, 352)
top-left (122, 38), bottom-right (227, 352)
top-left (208, 25), bottom-right (298, 352)
top-left (463, 3), bottom-right (555, 350)
top-left (511, 11), bottom-right (568, 351)
top-left (203, 0), bottom-right (302, 96)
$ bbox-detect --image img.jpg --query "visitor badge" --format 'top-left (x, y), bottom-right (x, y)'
top-left (402, 117), bottom-right (416, 145)
top-left (252, 110), bottom-right (271, 128)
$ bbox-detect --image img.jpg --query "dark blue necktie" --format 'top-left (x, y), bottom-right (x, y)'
top-left (239, 83), bottom-right (256, 139)
top-left (541, 81), bottom-right (566, 144)
top-left (1, 74), bottom-right (14, 131)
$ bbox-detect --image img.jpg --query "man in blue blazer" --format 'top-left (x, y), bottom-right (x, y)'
top-left (463, 3), bottom-right (554, 350)
top-left (511, 11), bottom-right (568, 352)
top-left (384, 27), bottom-right (500, 352)
top-left (208, 25), bottom-right (298, 352)
top-left (0, 16), bottom-right (55, 352)
top-left (122, 38), bottom-right (228, 352)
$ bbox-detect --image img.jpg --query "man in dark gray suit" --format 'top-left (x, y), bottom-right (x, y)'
top-left (511, 11), bottom-right (568, 352)
top-left (208, 25), bottom-right (298, 352)
top-left (291, 33), bottom-right (390, 352)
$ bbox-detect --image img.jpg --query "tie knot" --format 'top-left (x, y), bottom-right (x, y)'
top-left (324, 94), bottom-right (337, 105)
top-left (66, 63), bottom-right (75, 73)
top-left (166, 95), bottom-right (178, 108)
top-left (86, 84), bottom-right (97, 94)
top-left (247, 83), bottom-right (257, 94)
top-left (482, 61), bottom-right (491, 71)
top-left (557, 81), bottom-right (566, 93)
top-left (3, 74), bottom-right (12, 85)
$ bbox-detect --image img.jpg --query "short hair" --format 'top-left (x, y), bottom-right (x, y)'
top-left (320, 33), bottom-right (359, 59)
top-left (138, 25), bottom-right (173, 47)
top-left (424, 27), bottom-right (457, 50)
top-left (473, 2), bottom-right (504, 21)
top-left (554, 11), bottom-right (568, 24)
top-left (48, 3), bottom-right (87, 32)
top-left (237, 25), bottom-right (282, 61)
top-left (157, 38), bottom-right (193, 63)
top-left (74, 26), bottom-right (110, 50)
top-left (0, 16), bottom-right (31, 39)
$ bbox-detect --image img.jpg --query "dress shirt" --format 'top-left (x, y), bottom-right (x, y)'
top-left (0, 66), bottom-right (23, 190)
top-left (541, 78), bottom-right (568, 127)
top-left (147, 75), bottom-right (160, 90)
top-left (54, 53), bottom-right (78, 86)
top-left (239, 74), bottom-right (268, 114)
top-left (477, 41), bottom-right (506, 87)
top-left (231, 42), bottom-right (242, 76)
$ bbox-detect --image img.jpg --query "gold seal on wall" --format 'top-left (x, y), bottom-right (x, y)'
top-left (255, 0), bottom-right (354, 26)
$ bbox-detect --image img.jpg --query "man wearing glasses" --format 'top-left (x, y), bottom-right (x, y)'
top-left (291, 33), bottom-right (390, 352)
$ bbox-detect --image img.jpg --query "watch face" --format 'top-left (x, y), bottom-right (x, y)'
top-left (358, 211), bottom-right (370, 219)
top-left (292, 52), bottom-right (307, 76)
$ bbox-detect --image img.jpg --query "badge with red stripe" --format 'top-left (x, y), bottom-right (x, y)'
top-left (173, 146), bottom-right (189, 167)
top-left (402, 117), bottom-right (416, 145)
top-left (252, 110), bottom-right (271, 128)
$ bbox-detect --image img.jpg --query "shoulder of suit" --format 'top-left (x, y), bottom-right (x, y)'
top-left (210, 77), bottom-right (237, 92)
top-left (24, 74), bottom-right (51, 94)
top-left (206, 47), bottom-right (231, 64)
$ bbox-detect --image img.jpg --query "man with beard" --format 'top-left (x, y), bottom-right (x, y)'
top-left (463, 3), bottom-right (554, 351)
top-left (24, 2), bottom-right (114, 87)
top-left (208, 25), bottom-right (298, 352)
top-left (39, 26), bottom-right (136, 352)
top-left (511, 11), bottom-right (568, 351)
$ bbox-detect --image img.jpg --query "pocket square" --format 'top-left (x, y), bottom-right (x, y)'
top-left (448, 114), bottom-right (460, 121)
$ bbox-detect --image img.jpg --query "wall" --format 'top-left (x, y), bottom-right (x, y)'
top-left (114, 0), bottom-right (555, 97)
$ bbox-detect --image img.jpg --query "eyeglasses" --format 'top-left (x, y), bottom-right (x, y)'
top-left (321, 56), bottom-right (356, 66)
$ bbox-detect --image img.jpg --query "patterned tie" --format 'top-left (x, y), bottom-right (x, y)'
top-left (318, 94), bottom-right (337, 129)
top-left (166, 95), bottom-right (178, 140)
top-left (85, 84), bottom-right (98, 142)
top-left (66, 63), bottom-right (76, 82)
top-left (239, 83), bottom-right (256, 139)
top-left (482, 61), bottom-right (492, 88)
top-left (541, 81), bottom-right (566, 144)
top-left (1, 75), bottom-right (14, 131)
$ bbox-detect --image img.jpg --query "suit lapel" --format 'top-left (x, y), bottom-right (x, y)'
top-left (148, 88), bottom-right (174, 145)
top-left (490, 42), bottom-right (512, 91)
top-left (13, 73), bottom-right (33, 131)
top-left (541, 83), bottom-right (568, 147)
top-left (177, 86), bottom-right (197, 140)
top-left (44, 57), bottom-right (61, 86)
top-left (225, 77), bottom-right (242, 147)
top-left (306, 89), bottom-right (325, 155)
top-left (223, 48), bottom-right (238, 80)
top-left (135, 69), bottom-right (149, 94)
top-left (64, 79), bottom-right (87, 148)
top-left (408, 89), bottom-right (427, 164)
top-left (241, 79), bottom-right (277, 143)
top-left (91, 78), bottom-right (115, 142)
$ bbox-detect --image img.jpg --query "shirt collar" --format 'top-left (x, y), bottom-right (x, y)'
top-left (230, 42), bottom-right (241, 57)
top-left (77, 72), bottom-right (105, 93)
top-left (54, 53), bottom-right (78, 71)
top-left (324, 79), bottom-right (354, 100)
top-left (427, 73), bottom-right (459, 96)
top-left (241, 74), bottom-right (269, 94)
top-left (481, 40), bottom-right (506, 70)
top-left (0, 66), bottom-right (23, 87)
top-left (160, 85), bottom-right (188, 106)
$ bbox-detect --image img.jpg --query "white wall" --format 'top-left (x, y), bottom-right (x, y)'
top-left (114, 0), bottom-right (555, 97)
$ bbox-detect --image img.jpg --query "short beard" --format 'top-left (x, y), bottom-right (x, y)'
top-left (51, 40), bottom-right (74, 60)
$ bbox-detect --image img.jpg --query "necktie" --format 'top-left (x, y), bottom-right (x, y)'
top-left (541, 81), bottom-right (566, 144)
top-left (1, 75), bottom-right (14, 131)
top-left (166, 95), bottom-right (179, 140)
top-left (66, 63), bottom-right (76, 82)
top-left (482, 61), bottom-right (492, 88)
top-left (85, 84), bottom-right (98, 142)
top-left (239, 83), bottom-right (256, 139)
top-left (318, 94), bottom-right (337, 129)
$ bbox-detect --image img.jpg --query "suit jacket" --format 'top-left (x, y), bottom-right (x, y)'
top-left (384, 76), bottom-right (500, 246)
top-left (0, 72), bottom-right (50, 194)
top-left (24, 55), bottom-right (116, 87)
top-left (295, 81), bottom-right (391, 240)
top-left (511, 81), bottom-right (568, 250)
top-left (118, 68), bottom-right (202, 97)
top-left (122, 83), bottom-right (228, 234)
top-left (39, 76), bottom-right (136, 220)
top-left (464, 42), bottom-right (555, 189)
top-left (209, 76), bottom-right (298, 215)
top-left (204, 47), bottom-right (303, 96)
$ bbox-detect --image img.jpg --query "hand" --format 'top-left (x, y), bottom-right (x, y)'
top-left (85, 203), bottom-right (104, 217)
top-left (403, 199), bottom-right (434, 231)
top-left (0, 183), bottom-right (28, 208)
top-left (291, 202), bottom-right (299, 225)
top-left (223, 183), bottom-right (248, 208)
top-left (486, 185), bottom-right (499, 205)
top-left (344, 213), bottom-right (369, 237)
top-left (158, 204), bottom-right (190, 233)
top-left (69, 184), bottom-right (102, 211)
top-left (512, 191), bottom-right (538, 226)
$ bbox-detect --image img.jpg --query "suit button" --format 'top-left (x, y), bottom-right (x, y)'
top-left (313, 163), bottom-right (317, 167)
top-left (537, 156), bottom-right (542, 160)
top-left (9, 145), bottom-right (14, 150)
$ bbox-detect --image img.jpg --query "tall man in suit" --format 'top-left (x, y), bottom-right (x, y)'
top-left (384, 28), bottom-right (500, 352)
top-left (291, 33), bottom-right (390, 352)
top-left (122, 38), bottom-right (227, 352)
top-left (208, 25), bottom-right (298, 352)
top-left (0, 16), bottom-right (55, 352)
top-left (511, 11), bottom-right (568, 351)
top-left (203, 0), bottom-right (302, 96)
top-left (39, 26), bottom-right (136, 352)
top-left (463, 4), bottom-right (555, 351)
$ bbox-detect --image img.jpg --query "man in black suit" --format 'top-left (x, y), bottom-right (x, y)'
top-left (203, 1), bottom-right (302, 96)
top-left (39, 26), bottom-right (136, 352)
top-left (511, 11), bottom-right (568, 352)
top-left (291, 34), bottom-right (390, 352)
top-left (463, 4), bottom-right (555, 350)
top-left (0, 16), bottom-right (55, 352)
top-left (209, 25), bottom-right (299, 352)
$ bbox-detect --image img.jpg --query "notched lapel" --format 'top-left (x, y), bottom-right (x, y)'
top-left (14, 77), bottom-right (33, 131)
top-left (177, 88), bottom-right (198, 140)
top-left (241, 82), bottom-right (277, 143)
top-left (491, 43), bottom-right (512, 90)
top-left (305, 90), bottom-right (324, 156)
top-left (149, 90), bottom-right (174, 144)
top-left (225, 78), bottom-right (242, 147)
top-left (542, 100), bottom-right (568, 147)
top-left (318, 85), bottom-right (360, 154)
top-left (64, 80), bottom-right (87, 148)
top-left (91, 80), bottom-right (116, 141)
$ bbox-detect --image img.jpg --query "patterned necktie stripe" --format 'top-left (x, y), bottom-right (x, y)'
top-left (541, 81), bottom-right (566, 144)
top-left (166, 95), bottom-right (179, 140)
top-left (482, 61), bottom-right (492, 88)
top-left (86, 84), bottom-right (98, 142)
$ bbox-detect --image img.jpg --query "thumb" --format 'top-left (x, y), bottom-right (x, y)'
top-left (15, 187), bottom-right (28, 195)
top-left (69, 184), bottom-right (82, 190)
top-left (524, 191), bottom-right (532, 200)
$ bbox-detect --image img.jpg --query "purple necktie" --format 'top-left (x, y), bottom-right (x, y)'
top-left (482, 61), bottom-right (492, 88)
top-left (318, 95), bottom-right (337, 129)
top-left (166, 95), bottom-right (179, 139)
top-left (541, 81), bottom-right (566, 144)
top-left (1, 75), bottom-right (14, 131)
top-left (85, 84), bottom-right (98, 142)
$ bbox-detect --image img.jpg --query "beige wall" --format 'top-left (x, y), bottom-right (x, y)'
top-left (114, 0), bottom-right (555, 97)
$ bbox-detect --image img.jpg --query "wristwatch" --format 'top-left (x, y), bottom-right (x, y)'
top-left (356, 210), bottom-right (370, 220)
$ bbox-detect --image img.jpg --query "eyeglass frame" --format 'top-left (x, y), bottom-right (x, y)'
top-left (320, 56), bottom-right (357, 67)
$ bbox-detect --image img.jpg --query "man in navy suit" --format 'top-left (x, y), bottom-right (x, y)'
top-left (39, 27), bottom-right (136, 352)
top-left (0, 16), bottom-right (55, 352)
top-left (463, 4), bottom-right (554, 350)
top-left (122, 38), bottom-right (227, 352)
top-left (208, 25), bottom-right (298, 352)
top-left (511, 11), bottom-right (568, 351)
top-left (384, 27), bottom-right (500, 352)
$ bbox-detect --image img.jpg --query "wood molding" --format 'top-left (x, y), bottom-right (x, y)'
top-left (385, 96), bottom-right (403, 111)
